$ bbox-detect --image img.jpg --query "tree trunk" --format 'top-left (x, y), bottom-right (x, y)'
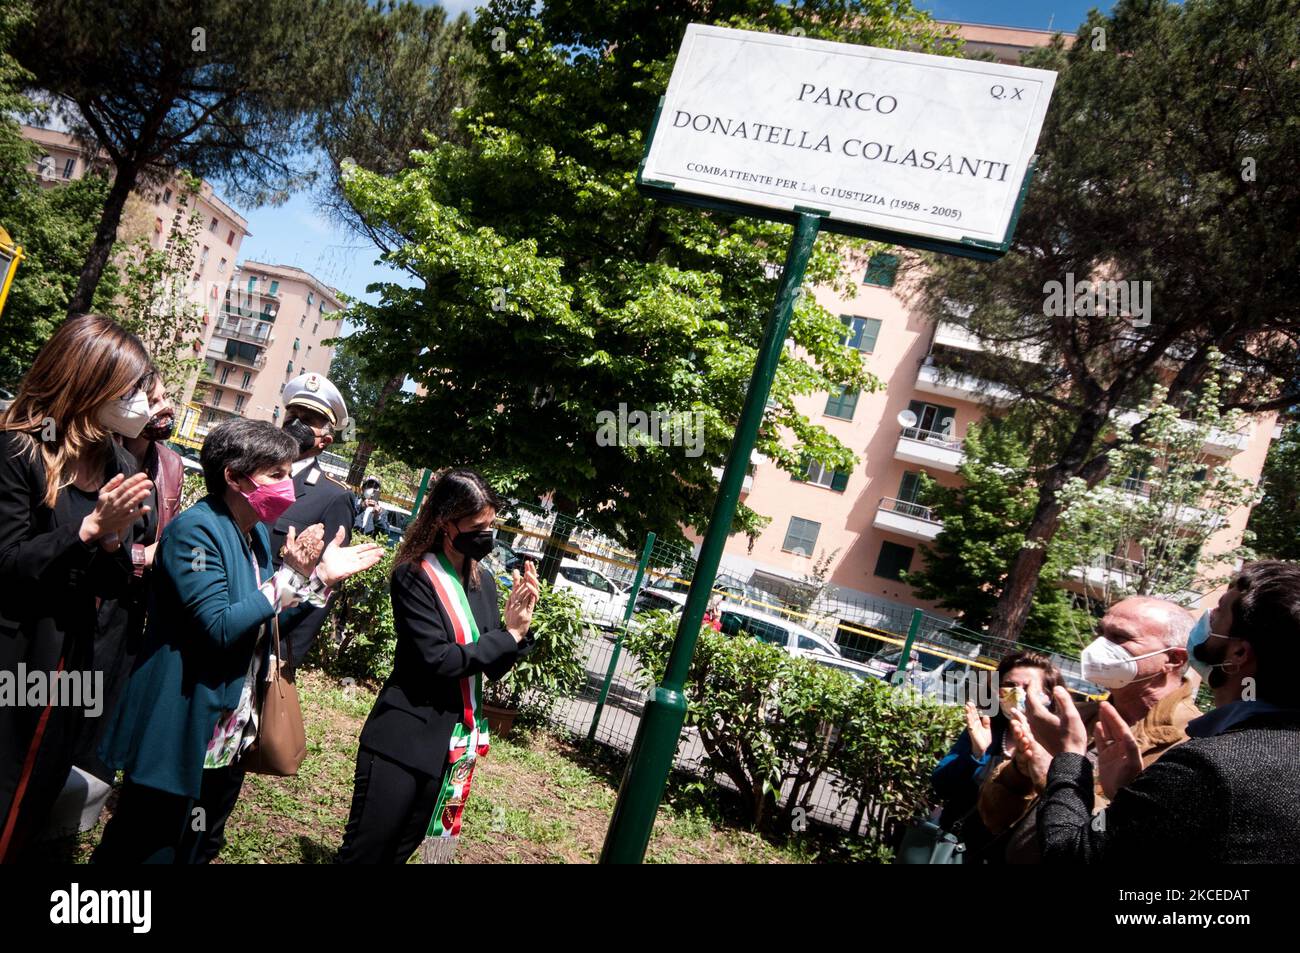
top-left (67, 161), bottom-right (138, 317)
top-left (987, 409), bottom-right (1110, 642)
top-left (345, 373), bottom-right (405, 485)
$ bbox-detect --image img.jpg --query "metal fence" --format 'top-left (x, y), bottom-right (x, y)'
top-left (483, 502), bottom-right (1097, 834)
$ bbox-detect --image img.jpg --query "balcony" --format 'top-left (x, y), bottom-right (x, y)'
top-left (915, 362), bottom-right (1016, 405)
top-left (1114, 410), bottom-right (1250, 458)
top-left (711, 466), bottom-right (755, 495)
top-left (1065, 554), bottom-right (1204, 607)
top-left (199, 368), bottom-right (255, 395)
top-left (1109, 472), bottom-right (1223, 530)
top-left (873, 496), bottom-right (943, 541)
top-left (214, 317), bottom-right (272, 347)
top-left (205, 345), bottom-right (266, 370)
top-left (894, 426), bottom-right (964, 473)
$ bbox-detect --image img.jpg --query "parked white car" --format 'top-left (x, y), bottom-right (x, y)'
top-left (553, 559), bottom-right (629, 630)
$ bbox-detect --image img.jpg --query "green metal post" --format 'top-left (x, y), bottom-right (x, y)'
top-left (588, 532), bottom-right (656, 742)
top-left (600, 212), bottom-right (823, 864)
top-left (891, 608), bottom-right (925, 687)
top-left (410, 467), bottom-right (433, 515)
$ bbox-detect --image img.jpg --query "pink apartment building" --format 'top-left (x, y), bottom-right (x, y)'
top-left (19, 126), bottom-right (342, 431)
top-left (709, 23), bottom-right (1276, 631)
top-left (193, 261), bottom-right (344, 435)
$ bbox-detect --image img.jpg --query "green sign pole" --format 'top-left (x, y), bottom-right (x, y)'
top-left (600, 211), bottom-right (823, 864)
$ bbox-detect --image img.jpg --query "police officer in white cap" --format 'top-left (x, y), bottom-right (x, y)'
top-left (270, 372), bottom-right (356, 672)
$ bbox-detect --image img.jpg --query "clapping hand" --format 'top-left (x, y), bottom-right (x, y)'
top-left (1025, 686), bottom-right (1089, 757)
top-left (80, 472), bottom-right (154, 551)
top-left (316, 526), bottom-right (384, 587)
top-left (1094, 701), bottom-right (1143, 799)
top-left (504, 559), bottom-right (540, 642)
top-left (964, 701), bottom-right (993, 759)
top-left (1007, 709), bottom-right (1054, 792)
top-left (281, 523), bottom-right (326, 576)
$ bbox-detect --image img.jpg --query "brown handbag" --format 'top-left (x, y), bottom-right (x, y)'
top-left (241, 614), bottom-right (307, 776)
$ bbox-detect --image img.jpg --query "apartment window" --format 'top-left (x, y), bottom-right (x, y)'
top-left (208, 217), bottom-right (218, 233)
top-left (62, 157), bottom-right (76, 179)
top-left (241, 371), bottom-right (251, 389)
top-left (162, 188), bottom-right (173, 205)
top-left (234, 395), bottom-right (246, 413)
top-left (205, 410), bottom-right (216, 424)
top-left (874, 541), bottom-right (914, 581)
top-left (246, 276), bottom-right (256, 294)
top-left (898, 471), bottom-right (924, 504)
top-left (312, 322), bottom-right (318, 335)
top-left (293, 337), bottom-right (300, 350)
top-left (218, 257), bottom-right (227, 273)
top-left (864, 253), bottom-right (900, 288)
top-left (190, 273), bottom-right (200, 289)
top-left (782, 516), bottom-right (821, 557)
top-left (800, 459), bottom-right (849, 492)
top-left (36, 155), bottom-right (53, 179)
top-left (212, 389), bottom-right (223, 407)
top-left (226, 229), bottom-right (235, 245)
top-left (219, 366), bottom-right (230, 384)
top-left (906, 400), bottom-right (957, 437)
top-left (200, 246), bottom-right (210, 265)
top-left (286, 361), bottom-right (294, 374)
top-left (307, 292), bottom-right (314, 307)
top-left (841, 315), bottom-right (882, 353)
top-left (268, 280), bottom-right (279, 296)
top-left (299, 315), bottom-right (305, 327)
top-left (824, 386), bottom-right (859, 421)
top-left (306, 345), bottom-right (312, 359)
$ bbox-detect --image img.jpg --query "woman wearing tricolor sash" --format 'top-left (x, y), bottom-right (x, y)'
top-left (337, 469), bottom-right (539, 864)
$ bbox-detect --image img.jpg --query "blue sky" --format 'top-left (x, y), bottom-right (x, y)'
top-left (237, 0), bottom-right (1113, 312)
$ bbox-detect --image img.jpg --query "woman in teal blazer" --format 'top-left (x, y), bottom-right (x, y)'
top-left (95, 419), bottom-right (382, 863)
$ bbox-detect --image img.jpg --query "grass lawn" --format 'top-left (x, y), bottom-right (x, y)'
top-left (62, 670), bottom-right (809, 864)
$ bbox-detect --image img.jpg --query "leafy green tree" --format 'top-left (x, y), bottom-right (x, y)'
top-left (0, 0), bottom-right (119, 385)
top-left (916, 0), bottom-right (1300, 641)
top-left (1055, 356), bottom-right (1261, 610)
top-left (11, 0), bottom-right (370, 316)
top-left (339, 0), bottom-right (959, 551)
top-left (114, 172), bottom-right (208, 394)
top-left (1245, 418), bottom-right (1300, 560)
top-left (904, 419), bottom-right (1092, 655)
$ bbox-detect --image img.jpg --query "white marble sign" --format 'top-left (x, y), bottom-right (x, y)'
top-left (640, 24), bottom-right (1057, 246)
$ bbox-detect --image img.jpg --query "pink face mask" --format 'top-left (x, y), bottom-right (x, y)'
top-left (239, 476), bottom-right (296, 524)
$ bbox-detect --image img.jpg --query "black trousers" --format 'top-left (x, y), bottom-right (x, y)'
top-left (335, 748), bottom-right (439, 864)
top-left (92, 763), bottom-right (247, 864)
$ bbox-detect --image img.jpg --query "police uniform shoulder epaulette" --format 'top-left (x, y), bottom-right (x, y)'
top-left (323, 472), bottom-right (351, 491)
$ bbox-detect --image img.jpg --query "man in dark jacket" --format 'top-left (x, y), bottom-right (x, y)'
top-left (1011, 560), bottom-right (1300, 863)
top-left (269, 373), bottom-right (355, 673)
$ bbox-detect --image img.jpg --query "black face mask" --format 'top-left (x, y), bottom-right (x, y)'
top-left (451, 527), bottom-right (495, 561)
top-left (142, 413), bottom-right (175, 442)
top-left (1193, 637), bottom-right (1233, 690)
top-left (283, 417), bottom-right (317, 456)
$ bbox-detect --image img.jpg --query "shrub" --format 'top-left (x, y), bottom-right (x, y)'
top-left (624, 610), bottom-right (963, 853)
top-left (485, 581), bottom-right (587, 727)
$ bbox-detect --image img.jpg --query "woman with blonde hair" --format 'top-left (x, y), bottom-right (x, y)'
top-left (0, 314), bottom-right (154, 862)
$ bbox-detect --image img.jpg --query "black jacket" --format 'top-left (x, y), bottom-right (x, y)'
top-left (1039, 711), bottom-right (1300, 863)
top-left (269, 458), bottom-right (354, 667)
top-left (0, 431), bottom-right (138, 856)
top-left (358, 559), bottom-right (532, 777)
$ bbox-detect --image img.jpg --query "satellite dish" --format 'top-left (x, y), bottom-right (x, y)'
top-left (897, 409), bottom-right (918, 429)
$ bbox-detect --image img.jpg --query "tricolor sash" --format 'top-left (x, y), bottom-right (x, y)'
top-left (418, 552), bottom-right (490, 863)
